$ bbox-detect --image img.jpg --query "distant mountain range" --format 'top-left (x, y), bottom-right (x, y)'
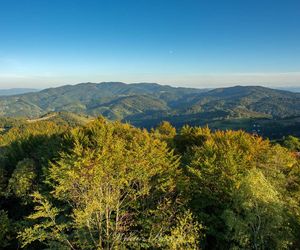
top-left (0, 82), bottom-right (300, 138)
top-left (0, 88), bottom-right (38, 96)
top-left (275, 87), bottom-right (300, 93)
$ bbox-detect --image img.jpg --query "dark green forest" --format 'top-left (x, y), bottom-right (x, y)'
top-left (1, 115), bottom-right (300, 249)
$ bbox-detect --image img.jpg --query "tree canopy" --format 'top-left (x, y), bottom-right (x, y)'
top-left (0, 118), bottom-right (299, 249)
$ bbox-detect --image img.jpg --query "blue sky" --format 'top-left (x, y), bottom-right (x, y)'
top-left (0, 0), bottom-right (300, 88)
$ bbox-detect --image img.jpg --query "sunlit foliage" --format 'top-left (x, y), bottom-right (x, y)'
top-left (0, 117), bottom-right (299, 249)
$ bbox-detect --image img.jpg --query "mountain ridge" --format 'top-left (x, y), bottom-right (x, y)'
top-left (0, 82), bottom-right (299, 128)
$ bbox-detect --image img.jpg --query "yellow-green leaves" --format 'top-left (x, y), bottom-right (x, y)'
top-left (18, 192), bottom-right (72, 249)
top-left (21, 119), bottom-right (181, 249)
top-left (164, 210), bottom-right (202, 250)
top-left (8, 159), bottom-right (36, 202)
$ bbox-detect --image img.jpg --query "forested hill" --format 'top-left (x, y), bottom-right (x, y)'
top-left (0, 82), bottom-right (299, 119)
top-left (0, 82), bottom-right (206, 118)
top-left (0, 82), bottom-right (300, 138)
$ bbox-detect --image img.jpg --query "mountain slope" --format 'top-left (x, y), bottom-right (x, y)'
top-left (0, 111), bottom-right (93, 132)
top-left (180, 86), bottom-right (300, 117)
top-left (1, 82), bottom-right (300, 139)
top-left (0, 83), bottom-right (299, 127)
top-left (0, 82), bottom-right (206, 118)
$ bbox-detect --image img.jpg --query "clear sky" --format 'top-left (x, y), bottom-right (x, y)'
top-left (0, 0), bottom-right (300, 88)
